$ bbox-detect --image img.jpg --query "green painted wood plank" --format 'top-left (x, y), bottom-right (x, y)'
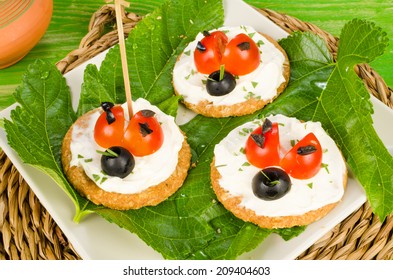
top-left (0, 0), bottom-right (392, 110)
top-left (247, 0), bottom-right (393, 93)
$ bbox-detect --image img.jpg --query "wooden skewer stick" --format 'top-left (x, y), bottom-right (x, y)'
top-left (114, 0), bottom-right (133, 118)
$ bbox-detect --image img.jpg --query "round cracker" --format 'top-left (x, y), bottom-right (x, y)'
top-left (210, 159), bottom-right (347, 229)
top-left (173, 32), bottom-right (290, 118)
top-left (61, 109), bottom-right (191, 210)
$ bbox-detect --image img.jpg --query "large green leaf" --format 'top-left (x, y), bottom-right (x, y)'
top-left (3, 60), bottom-right (99, 219)
top-left (276, 20), bottom-right (393, 221)
top-left (78, 46), bottom-right (126, 116)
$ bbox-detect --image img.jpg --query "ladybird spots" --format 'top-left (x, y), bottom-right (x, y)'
top-left (203, 30), bottom-right (211, 37)
top-left (196, 41), bottom-right (206, 52)
top-left (251, 134), bottom-right (265, 148)
top-left (139, 122), bottom-right (153, 137)
top-left (140, 109), bottom-right (156, 118)
top-left (297, 145), bottom-right (317, 155)
top-left (237, 41), bottom-right (250, 51)
top-left (261, 118), bottom-right (273, 134)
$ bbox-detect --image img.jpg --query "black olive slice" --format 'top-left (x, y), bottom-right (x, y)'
top-left (252, 167), bottom-right (291, 201)
top-left (206, 70), bottom-right (236, 96)
top-left (101, 146), bottom-right (135, 179)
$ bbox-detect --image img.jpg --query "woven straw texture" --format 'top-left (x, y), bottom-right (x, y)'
top-left (0, 5), bottom-right (392, 260)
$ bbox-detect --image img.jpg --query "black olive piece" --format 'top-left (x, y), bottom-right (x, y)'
top-left (196, 41), bottom-right (206, 52)
top-left (140, 109), bottom-right (156, 118)
top-left (101, 146), bottom-right (135, 179)
top-left (251, 134), bottom-right (265, 148)
top-left (250, 118), bottom-right (272, 148)
top-left (100, 101), bottom-right (116, 124)
top-left (101, 102), bottom-right (114, 111)
top-left (237, 41), bottom-right (251, 51)
top-left (252, 167), bottom-right (291, 201)
top-left (206, 70), bottom-right (236, 96)
top-left (261, 118), bottom-right (273, 134)
top-left (139, 122), bottom-right (153, 137)
top-left (203, 30), bottom-right (211, 37)
top-left (297, 145), bottom-right (317, 155)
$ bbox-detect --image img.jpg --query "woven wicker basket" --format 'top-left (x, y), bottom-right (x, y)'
top-left (0, 5), bottom-right (392, 260)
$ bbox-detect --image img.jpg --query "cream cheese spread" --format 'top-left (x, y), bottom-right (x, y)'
top-left (69, 98), bottom-right (184, 194)
top-left (173, 25), bottom-right (286, 106)
top-left (213, 114), bottom-right (347, 217)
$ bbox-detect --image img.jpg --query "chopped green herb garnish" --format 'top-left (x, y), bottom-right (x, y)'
top-left (269, 180), bottom-right (280, 186)
top-left (278, 123), bottom-right (285, 127)
top-left (96, 149), bottom-right (119, 157)
top-left (93, 174), bottom-right (100, 182)
top-left (248, 32), bottom-right (256, 38)
top-left (242, 127), bottom-right (253, 134)
top-left (251, 81), bottom-right (258, 88)
top-left (242, 162), bottom-right (251, 167)
top-left (84, 158), bottom-right (93, 163)
top-left (219, 64), bottom-right (225, 81)
top-left (100, 177), bottom-right (108, 184)
top-left (78, 154), bottom-right (84, 159)
top-left (307, 183), bottom-right (313, 189)
top-left (184, 50), bottom-right (191, 56)
top-left (257, 40), bottom-right (264, 47)
top-left (239, 147), bottom-right (246, 154)
top-left (321, 163), bottom-right (330, 174)
top-left (216, 164), bottom-right (227, 168)
top-left (245, 92), bottom-right (256, 100)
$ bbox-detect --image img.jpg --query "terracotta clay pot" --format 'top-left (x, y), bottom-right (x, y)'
top-left (0, 0), bottom-right (53, 69)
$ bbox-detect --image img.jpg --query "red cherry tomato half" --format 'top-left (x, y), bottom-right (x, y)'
top-left (123, 110), bottom-right (164, 157)
top-left (194, 31), bottom-right (228, 74)
top-left (94, 105), bottom-right (125, 148)
top-left (280, 133), bottom-right (322, 179)
top-left (194, 31), bottom-right (261, 76)
top-left (245, 122), bottom-right (280, 169)
top-left (222, 33), bottom-right (261, 76)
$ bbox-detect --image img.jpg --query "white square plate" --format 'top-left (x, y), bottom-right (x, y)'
top-left (1, 0), bottom-right (392, 260)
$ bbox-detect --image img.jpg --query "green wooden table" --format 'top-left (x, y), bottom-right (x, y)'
top-left (0, 0), bottom-right (392, 110)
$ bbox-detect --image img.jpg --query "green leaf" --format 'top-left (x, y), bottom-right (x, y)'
top-left (278, 19), bottom-right (393, 221)
top-left (78, 64), bottom-right (114, 116)
top-left (78, 46), bottom-right (126, 116)
top-left (280, 31), bottom-right (333, 82)
top-left (156, 95), bottom-right (183, 117)
top-left (274, 226), bottom-right (306, 241)
top-left (3, 60), bottom-right (97, 219)
top-left (315, 19), bottom-right (392, 220)
top-left (337, 19), bottom-right (388, 62)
